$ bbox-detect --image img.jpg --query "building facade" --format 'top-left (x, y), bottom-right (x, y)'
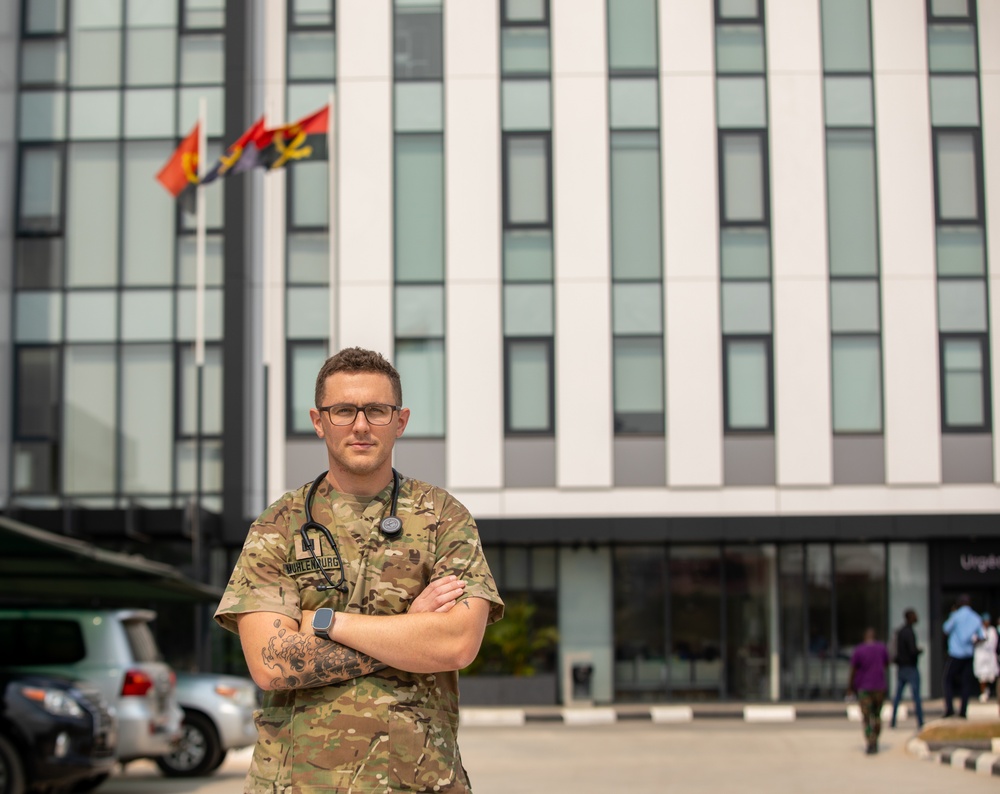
top-left (2, 0), bottom-right (999, 702)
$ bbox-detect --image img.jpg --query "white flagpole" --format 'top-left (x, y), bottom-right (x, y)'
top-left (328, 95), bottom-right (337, 353)
top-left (193, 97), bottom-right (207, 579)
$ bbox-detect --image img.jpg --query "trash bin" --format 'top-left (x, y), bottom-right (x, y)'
top-left (572, 662), bottom-right (594, 701)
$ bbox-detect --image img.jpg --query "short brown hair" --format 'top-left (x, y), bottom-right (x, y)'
top-left (314, 347), bottom-right (402, 408)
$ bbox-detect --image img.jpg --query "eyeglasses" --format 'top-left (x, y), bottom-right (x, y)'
top-left (319, 403), bottom-right (401, 426)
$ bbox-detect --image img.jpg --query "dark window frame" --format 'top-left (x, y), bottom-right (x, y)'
top-left (828, 331), bottom-right (885, 436)
top-left (287, 0), bottom-right (336, 31)
top-left (926, 0), bottom-right (976, 23)
top-left (931, 127), bottom-right (984, 226)
top-left (285, 339), bottom-right (327, 437)
top-left (502, 131), bottom-right (553, 230)
top-left (722, 334), bottom-right (774, 434)
top-left (501, 0), bottom-right (550, 27)
top-left (714, 0), bottom-right (763, 23)
top-left (717, 129), bottom-right (771, 228)
top-left (939, 332), bottom-right (992, 433)
top-left (16, 142), bottom-right (67, 236)
top-left (503, 335), bottom-right (555, 436)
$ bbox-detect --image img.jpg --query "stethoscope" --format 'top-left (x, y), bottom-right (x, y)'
top-left (300, 468), bottom-right (403, 592)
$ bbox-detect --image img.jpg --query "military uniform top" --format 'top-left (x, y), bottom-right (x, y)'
top-left (215, 475), bottom-right (504, 794)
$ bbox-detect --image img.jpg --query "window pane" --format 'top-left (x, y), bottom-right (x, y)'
top-left (292, 0), bottom-right (334, 27)
top-left (16, 238), bottom-right (64, 289)
top-left (179, 234), bottom-right (224, 286)
top-left (824, 76), bottom-right (873, 127)
top-left (395, 134), bottom-right (444, 281)
top-left (19, 147), bottom-right (63, 233)
top-left (938, 279), bottom-right (987, 332)
top-left (609, 78), bottom-right (659, 130)
top-left (830, 280), bottom-right (880, 333)
top-left (715, 25), bottom-right (765, 73)
top-left (936, 132), bottom-right (979, 221)
top-left (930, 0), bottom-right (970, 17)
top-left (614, 337), bottom-right (664, 432)
top-left (63, 345), bottom-right (117, 494)
top-left (127, 0), bottom-right (177, 27)
top-left (826, 130), bottom-right (878, 276)
top-left (288, 233), bottom-right (329, 283)
top-left (21, 39), bottom-right (67, 85)
top-left (177, 287), bottom-right (224, 342)
top-left (717, 76), bottom-right (766, 128)
top-left (17, 346), bottom-right (60, 437)
top-left (16, 292), bottom-right (62, 342)
top-left (26, 0), bottom-right (66, 33)
top-left (66, 291), bottom-right (117, 341)
top-left (286, 287), bottom-right (329, 339)
top-left (504, 229), bottom-right (553, 280)
top-left (19, 91), bottom-right (67, 141)
top-left (721, 228), bottom-right (770, 278)
top-left (66, 142), bottom-right (119, 286)
top-left (289, 343), bottom-right (328, 434)
top-left (123, 142), bottom-right (175, 284)
top-left (290, 160), bottom-right (329, 228)
top-left (121, 345), bottom-right (173, 493)
top-left (395, 339), bottom-right (445, 437)
top-left (937, 226), bottom-right (985, 276)
top-left (820, 0), bottom-right (871, 72)
top-left (501, 28), bottom-right (550, 74)
top-left (124, 88), bottom-right (176, 137)
top-left (126, 27), bottom-right (177, 85)
top-left (506, 136), bottom-right (549, 225)
top-left (502, 80), bottom-right (551, 131)
top-left (719, 0), bottom-right (759, 18)
top-left (394, 4), bottom-right (442, 79)
top-left (613, 282), bottom-right (662, 335)
top-left (289, 31), bottom-right (336, 80)
top-left (610, 132), bottom-right (661, 279)
top-left (121, 290), bottom-right (173, 340)
top-left (927, 24), bottom-right (977, 72)
top-left (395, 284), bottom-right (445, 337)
top-left (726, 338), bottom-right (769, 429)
top-left (185, 0), bottom-right (225, 29)
top-left (722, 134), bottom-right (765, 223)
top-left (504, 283), bottom-right (553, 336)
top-left (507, 340), bottom-right (551, 432)
top-left (70, 29), bottom-right (121, 87)
top-left (395, 82), bottom-right (443, 132)
top-left (832, 336), bottom-right (882, 432)
top-left (181, 34), bottom-right (225, 84)
top-left (722, 281), bottom-right (771, 334)
top-left (69, 90), bottom-right (121, 139)
top-left (180, 344), bottom-right (222, 435)
top-left (607, 0), bottom-right (658, 71)
top-left (930, 75), bottom-right (980, 126)
top-left (943, 341), bottom-right (985, 427)
top-left (505, 0), bottom-right (546, 22)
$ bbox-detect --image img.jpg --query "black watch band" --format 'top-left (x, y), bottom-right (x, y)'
top-left (312, 607), bottom-right (335, 640)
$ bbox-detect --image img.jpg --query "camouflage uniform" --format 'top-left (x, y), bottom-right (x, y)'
top-left (215, 475), bottom-right (504, 794)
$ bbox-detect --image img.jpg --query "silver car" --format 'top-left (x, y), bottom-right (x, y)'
top-left (0, 607), bottom-right (183, 772)
top-left (155, 671), bottom-right (259, 777)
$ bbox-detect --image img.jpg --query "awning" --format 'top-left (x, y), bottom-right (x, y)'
top-left (0, 515), bottom-right (223, 605)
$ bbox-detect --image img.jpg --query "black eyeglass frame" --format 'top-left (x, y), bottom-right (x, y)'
top-left (317, 403), bottom-right (402, 426)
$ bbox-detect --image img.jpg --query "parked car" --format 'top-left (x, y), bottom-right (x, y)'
top-left (0, 607), bottom-right (183, 784)
top-left (155, 671), bottom-right (258, 777)
top-left (0, 670), bottom-right (117, 794)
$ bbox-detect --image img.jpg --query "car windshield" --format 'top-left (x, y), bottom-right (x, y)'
top-left (0, 619), bottom-right (86, 665)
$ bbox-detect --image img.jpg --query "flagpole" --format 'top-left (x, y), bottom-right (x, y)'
top-left (194, 96), bottom-right (208, 670)
top-left (328, 95), bottom-right (337, 354)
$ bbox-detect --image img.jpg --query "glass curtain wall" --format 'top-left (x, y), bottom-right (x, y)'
top-left (13, 0), bottom-right (227, 510)
top-left (714, 0), bottom-right (774, 438)
top-left (926, 1), bottom-right (992, 443)
top-left (393, 0), bottom-right (445, 437)
top-left (606, 0), bottom-right (664, 438)
top-left (501, 0), bottom-right (555, 435)
top-left (285, 0), bottom-right (336, 435)
top-left (820, 0), bottom-right (885, 452)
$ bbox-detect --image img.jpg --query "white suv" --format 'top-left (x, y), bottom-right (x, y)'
top-left (0, 607), bottom-right (183, 772)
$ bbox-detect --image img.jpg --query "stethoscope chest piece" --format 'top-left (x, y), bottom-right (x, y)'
top-left (379, 515), bottom-right (403, 537)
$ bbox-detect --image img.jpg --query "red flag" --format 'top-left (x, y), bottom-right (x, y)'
top-left (156, 123), bottom-right (201, 198)
top-left (200, 116), bottom-right (267, 186)
top-left (254, 105), bottom-right (330, 170)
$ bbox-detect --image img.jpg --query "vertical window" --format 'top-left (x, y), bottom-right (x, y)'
top-left (724, 337), bottom-right (772, 431)
top-left (288, 342), bottom-right (328, 435)
top-left (505, 339), bottom-right (553, 433)
top-left (940, 336), bottom-right (990, 430)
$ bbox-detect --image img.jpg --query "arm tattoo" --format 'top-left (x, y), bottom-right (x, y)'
top-left (261, 625), bottom-right (387, 690)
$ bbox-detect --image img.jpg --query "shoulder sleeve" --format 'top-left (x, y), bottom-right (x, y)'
top-left (426, 486), bottom-right (504, 625)
top-left (214, 492), bottom-right (303, 634)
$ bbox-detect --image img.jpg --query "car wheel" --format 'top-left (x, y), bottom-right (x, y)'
top-left (154, 711), bottom-right (222, 778)
top-left (0, 735), bottom-right (26, 794)
top-left (69, 773), bottom-right (110, 792)
top-left (207, 749), bottom-right (228, 773)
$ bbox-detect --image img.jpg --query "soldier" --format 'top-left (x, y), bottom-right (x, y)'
top-left (215, 347), bottom-right (504, 793)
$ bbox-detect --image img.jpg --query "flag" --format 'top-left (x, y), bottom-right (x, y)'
top-left (200, 116), bottom-right (267, 186)
top-left (156, 123), bottom-right (201, 198)
top-left (254, 105), bottom-right (330, 170)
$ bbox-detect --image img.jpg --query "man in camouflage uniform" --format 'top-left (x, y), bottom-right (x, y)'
top-left (216, 347), bottom-right (503, 793)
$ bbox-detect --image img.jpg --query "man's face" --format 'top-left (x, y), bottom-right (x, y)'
top-left (309, 371), bottom-right (409, 487)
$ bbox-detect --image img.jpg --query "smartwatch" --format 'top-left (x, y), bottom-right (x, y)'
top-left (311, 607), bottom-right (335, 640)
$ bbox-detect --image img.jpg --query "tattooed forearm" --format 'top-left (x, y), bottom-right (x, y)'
top-left (261, 626), bottom-right (387, 690)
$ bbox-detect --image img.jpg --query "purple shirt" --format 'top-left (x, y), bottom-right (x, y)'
top-left (850, 641), bottom-right (889, 691)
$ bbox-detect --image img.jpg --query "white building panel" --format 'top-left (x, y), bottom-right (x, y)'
top-left (981, 2), bottom-right (1000, 483)
top-left (445, 4), bottom-right (503, 491)
top-left (660, 0), bottom-right (714, 74)
top-left (552, 1), bottom-right (612, 488)
top-left (872, 3), bottom-right (940, 486)
top-left (768, 2), bottom-right (832, 486)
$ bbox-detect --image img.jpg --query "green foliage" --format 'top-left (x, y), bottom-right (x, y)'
top-left (463, 599), bottom-right (559, 677)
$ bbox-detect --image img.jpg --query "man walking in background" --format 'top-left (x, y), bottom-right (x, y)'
top-left (943, 594), bottom-right (984, 719)
top-left (889, 609), bottom-right (924, 729)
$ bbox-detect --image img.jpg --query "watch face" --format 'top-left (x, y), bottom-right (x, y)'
top-left (313, 608), bottom-right (334, 633)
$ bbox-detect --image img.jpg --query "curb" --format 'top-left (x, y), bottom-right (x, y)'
top-left (907, 738), bottom-right (1000, 778)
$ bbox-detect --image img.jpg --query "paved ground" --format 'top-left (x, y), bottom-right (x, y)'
top-left (101, 709), bottom-right (997, 794)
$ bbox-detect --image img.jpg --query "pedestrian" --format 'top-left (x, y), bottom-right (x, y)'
top-left (942, 593), bottom-right (984, 718)
top-left (889, 609), bottom-right (924, 729)
top-left (215, 347), bottom-right (505, 793)
top-left (974, 612), bottom-right (999, 703)
top-left (847, 627), bottom-right (889, 755)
